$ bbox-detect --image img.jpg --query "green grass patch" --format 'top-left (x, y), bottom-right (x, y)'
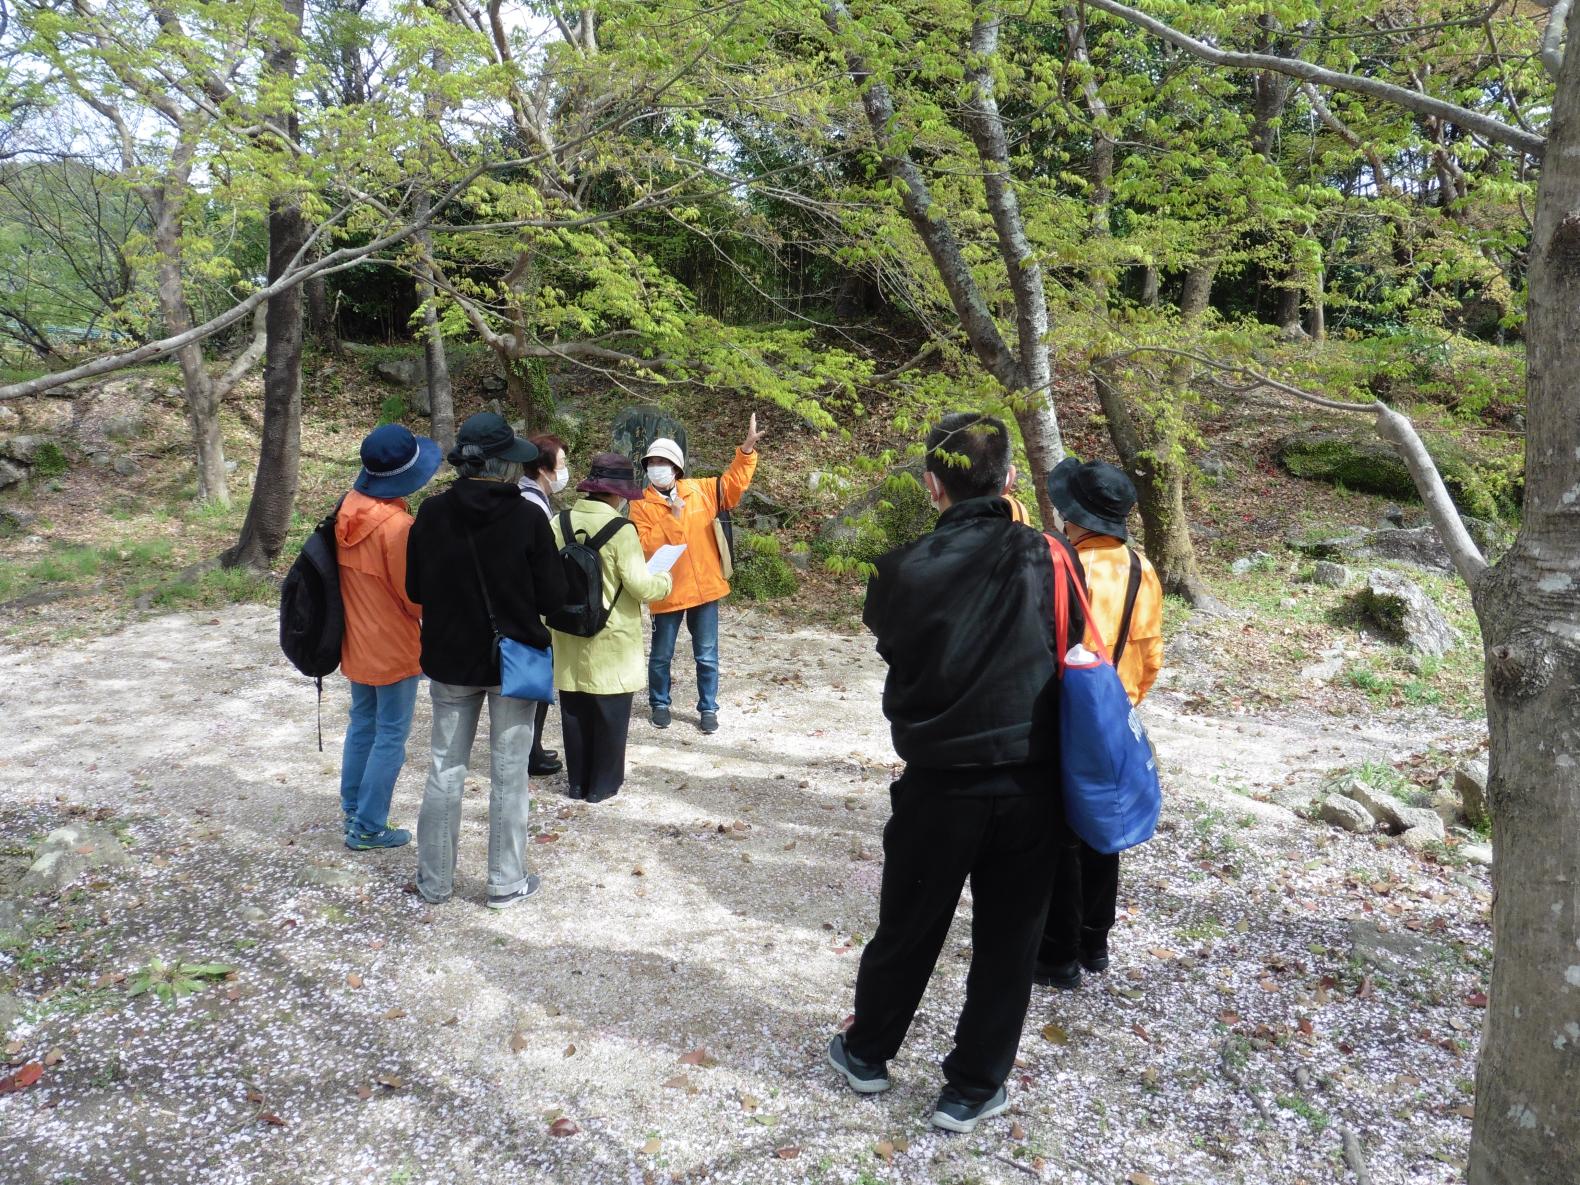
top-left (152, 566), bottom-right (275, 609)
top-left (31, 441), bottom-right (69, 479)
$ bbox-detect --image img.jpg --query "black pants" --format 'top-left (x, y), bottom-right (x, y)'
top-left (1039, 837), bottom-right (1119, 965)
top-left (559, 691), bottom-right (634, 800)
top-left (531, 700), bottom-right (551, 763)
top-left (846, 780), bottom-right (1063, 1103)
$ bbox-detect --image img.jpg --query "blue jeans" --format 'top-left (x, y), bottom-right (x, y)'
top-left (649, 600), bottom-right (720, 713)
top-left (415, 680), bottom-right (539, 903)
top-left (339, 675), bottom-right (421, 837)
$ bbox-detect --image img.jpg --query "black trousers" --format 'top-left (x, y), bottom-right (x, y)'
top-left (846, 779), bottom-right (1063, 1103)
top-left (1039, 836), bottom-right (1120, 964)
top-left (531, 699), bottom-right (551, 763)
top-left (559, 691), bottom-right (634, 799)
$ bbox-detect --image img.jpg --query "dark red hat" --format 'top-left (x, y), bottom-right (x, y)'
top-left (576, 452), bottom-right (644, 500)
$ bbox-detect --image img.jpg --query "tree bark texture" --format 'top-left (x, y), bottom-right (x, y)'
top-left (223, 0), bottom-right (306, 571)
top-left (152, 189), bottom-right (228, 505)
top-left (1466, 4), bottom-right (1580, 1175)
top-left (1092, 365), bottom-right (1218, 608)
top-left (1180, 263), bottom-right (1216, 322)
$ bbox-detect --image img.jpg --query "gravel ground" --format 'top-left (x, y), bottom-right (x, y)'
top-left (0, 605), bottom-right (1490, 1185)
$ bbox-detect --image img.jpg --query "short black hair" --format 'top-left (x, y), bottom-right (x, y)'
top-left (924, 412), bottom-right (1011, 503)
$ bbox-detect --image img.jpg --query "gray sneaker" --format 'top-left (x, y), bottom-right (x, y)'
top-left (931, 1085), bottom-right (1009, 1133)
top-left (651, 706), bottom-right (671, 729)
top-left (827, 1033), bottom-right (890, 1094)
top-left (487, 874), bottom-right (542, 909)
top-left (699, 710), bottom-right (718, 734)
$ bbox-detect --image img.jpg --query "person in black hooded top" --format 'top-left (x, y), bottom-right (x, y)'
top-left (406, 413), bottom-right (568, 909)
top-left (826, 411), bottom-right (1086, 1136)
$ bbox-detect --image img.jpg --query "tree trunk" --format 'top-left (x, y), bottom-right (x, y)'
top-left (1466, 6), bottom-right (1580, 1173)
top-left (1307, 261), bottom-right (1326, 341)
top-left (152, 193), bottom-right (228, 505)
top-left (1276, 276), bottom-right (1304, 336)
top-left (1140, 266), bottom-right (1160, 307)
top-left (1092, 365), bottom-right (1219, 609)
top-left (1180, 263), bottom-right (1217, 321)
top-left (415, 193), bottom-right (455, 451)
top-left (223, 0), bottom-right (306, 571)
top-left (305, 273), bottom-right (337, 353)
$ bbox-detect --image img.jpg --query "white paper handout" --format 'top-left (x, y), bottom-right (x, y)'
top-left (647, 543), bottom-right (686, 575)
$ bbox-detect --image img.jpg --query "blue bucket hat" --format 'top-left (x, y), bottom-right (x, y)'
top-left (354, 424), bottom-right (442, 500)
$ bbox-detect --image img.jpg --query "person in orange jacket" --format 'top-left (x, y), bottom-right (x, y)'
top-left (335, 424), bottom-right (441, 851)
top-left (629, 414), bottom-right (763, 734)
top-left (1035, 458), bottom-right (1163, 989)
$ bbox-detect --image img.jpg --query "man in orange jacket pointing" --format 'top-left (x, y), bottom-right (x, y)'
top-left (630, 414), bottom-right (763, 734)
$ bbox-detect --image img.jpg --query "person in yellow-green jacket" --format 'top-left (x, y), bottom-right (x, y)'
top-left (548, 454), bottom-right (673, 804)
top-left (1035, 458), bottom-right (1164, 991)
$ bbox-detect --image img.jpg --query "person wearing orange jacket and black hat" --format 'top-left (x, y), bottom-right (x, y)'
top-left (629, 414), bottom-right (763, 734)
top-left (1035, 457), bottom-right (1164, 991)
top-left (335, 423), bottom-right (443, 851)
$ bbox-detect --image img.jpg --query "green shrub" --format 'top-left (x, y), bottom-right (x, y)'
top-left (377, 394), bottom-right (408, 425)
top-left (729, 531), bottom-right (798, 600)
top-left (31, 441), bottom-right (69, 479)
top-left (814, 470), bottom-right (936, 571)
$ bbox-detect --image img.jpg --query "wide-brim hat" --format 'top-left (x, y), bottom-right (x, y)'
top-left (1045, 457), bottom-right (1137, 539)
top-left (577, 452), bottom-right (644, 500)
top-left (354, 424), bottom-right (443, 499)
top-left (642, 437), bottom-right (685, 472)
top-left (453, 412), bottom-right (539, 464)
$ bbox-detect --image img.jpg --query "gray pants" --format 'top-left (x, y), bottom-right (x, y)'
top-left (416, 680), bottom-right (539, 903)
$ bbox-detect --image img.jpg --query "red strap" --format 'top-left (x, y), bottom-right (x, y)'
top-left (1044, 533), bottom-right (1109, 675)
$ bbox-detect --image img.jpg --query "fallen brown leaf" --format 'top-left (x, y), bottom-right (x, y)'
top-left (875, 1139), bottom-right (894, 1161)
top-left (549, 1117), bottom-right (579, 1137)
top-left (739, 1093), bottom-right (760, 1113)
top-left (678, 1047), bottom-right (717, 1067)
top-left (42, 1048), bottom-right (63, 1067)
top-left (377, 1075), bottom-right (404, 1090)
top-left (563, 1043), bottom-right (576, 1057)
top-left (662, 1075), bottom-right (698, 1095)
top-left (1041, 1023), bottom-right (1069, 1045)
top-left (1149, 947), bottom-right (1178, 961)
top-left (1010, 1121), bottom-right (1026, 1140)
top-left (1452, 1103), bottom-right (1475, 1119)
top-left (774, 1146), bottom-right (799, 1160)
top-left (443, 1015), bottom-right (460, 1027)
top-left (356, 1085), bottom-right (373, 1101)
top-left (245, 1087), bottom-right (265, 1105)
top-left (260, 1113), bottom-right (286, 1127)
top-left (1127, 1174), bottom-right (1156, 1185)
top-left (0, 1064), bottom-right (42, 1094)
top-left (510, 1031), bottom-right (528, 1054)
top-left (383, 1007), bottom-right (407, 1020)
top-left (641, 1137), bottom-right (662, 1155)
top-left (346, 974), bottom-right (364, 989)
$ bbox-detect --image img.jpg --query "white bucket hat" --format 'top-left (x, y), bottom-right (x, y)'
top-left (643, 437), bottom-right (685, 472)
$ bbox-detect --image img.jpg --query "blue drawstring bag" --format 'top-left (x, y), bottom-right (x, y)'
top-left (466, 532), bottom-right (555, 704)
top-left (1046, 536), bottom-right (1161, 854)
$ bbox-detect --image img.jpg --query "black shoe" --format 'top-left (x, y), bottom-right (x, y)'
top-left (1033, 960), bottom-right (1081, 990)
top-left (827, 1033), bottom-right (890, 1094)
top-left (529, 755), bottom-right (563, 776)
top-left (699, 710), bottom-right (718, 734)
top-left (539, 749), bottom-right (558, 762)
top-left (486, 874), bottom-right (541, 910)
top-left (1080, 946), bottom-right (1110, 973)
top-left (565, 787), bottom-right (586, 801)
top-left (651, 706), bottom-right (671, 729)
top-left (585, 788), bottom-right (618, 804)
top-left (931, 1085), bottom-right (1009, 1134)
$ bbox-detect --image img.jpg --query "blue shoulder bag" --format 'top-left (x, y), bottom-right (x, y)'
top-left (465, 531), bottom-right (554, 703)
top-left (1046, 534), bottom-right (1161, 854)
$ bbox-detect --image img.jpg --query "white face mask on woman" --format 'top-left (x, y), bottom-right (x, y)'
top-left (646, 463), bottom-right (676, 489)
top-left (550, 465), bottom-right (570, 494)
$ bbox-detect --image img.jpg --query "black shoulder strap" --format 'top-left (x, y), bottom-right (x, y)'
top-left (587, 516), bottom-right (634, 551)
top-left (558, 509), bottom-right (576, 545)
top-left (463, 531), bottom-right (501, 641)
top-left (1111, 546), bottom-right (1143, 667)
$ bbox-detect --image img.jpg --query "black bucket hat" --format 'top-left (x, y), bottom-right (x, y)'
top-left (449, 412), bottom-right (539, 467)
top-left (1045, 458), bottom-right (1137, 539)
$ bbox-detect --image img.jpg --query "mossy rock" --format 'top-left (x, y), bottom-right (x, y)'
top-left (728, 533), bottom-right (799, 600)
top-left (1276, 430), bottom-right (1517, 521)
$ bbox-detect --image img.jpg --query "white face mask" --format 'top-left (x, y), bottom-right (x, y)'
top-left (550, 465), bottom-right (569, 494)
top-left (646, 463), bottom-right (676, 488)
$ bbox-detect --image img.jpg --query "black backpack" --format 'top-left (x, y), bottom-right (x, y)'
top-left (544, 511), bottom-right (633, 638)
top-left (279, 499), bottom-right (344, 747)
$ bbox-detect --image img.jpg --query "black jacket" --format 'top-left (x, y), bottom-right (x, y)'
top-left (406, 478), bottom-right (568, 687)
top-left (862, 497), bottom-right (1086, 777)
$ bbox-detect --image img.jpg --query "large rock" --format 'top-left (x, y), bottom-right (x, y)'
top-left (1396, 806), bottom-right (1447, 850)
top-left (735, 489), bottom-right (791, 532)
top-left (1285, 527), bottom-right (1370, 560)
top-left (1341, 777), bottom-right (1409, 829)
top-left (0, 459), bottom-right (26, 490)
top-left (611, 405), bottom-right (688, 472)
top-left (1350, 919), bottom-right (1451, 974)
top-left (0, 434), bottom-right (43, 463)
top-left (1276, 429), bottom-right (1512, 520)
top-left (1309, 561), bottom-right (1351, 587)
top-left (375, 356), bottom-right (427, 388)
top-left (1319, 794), bottom-right (1374, 833)
top-left (1366, 526), bottom-right (1455, 574)
top-left (1356, 569), bottom-right (1456, 657)
top-left (1455, 758), bottom-right (1490, 828)
top-left (19, 823), bottom-right (132, 894)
